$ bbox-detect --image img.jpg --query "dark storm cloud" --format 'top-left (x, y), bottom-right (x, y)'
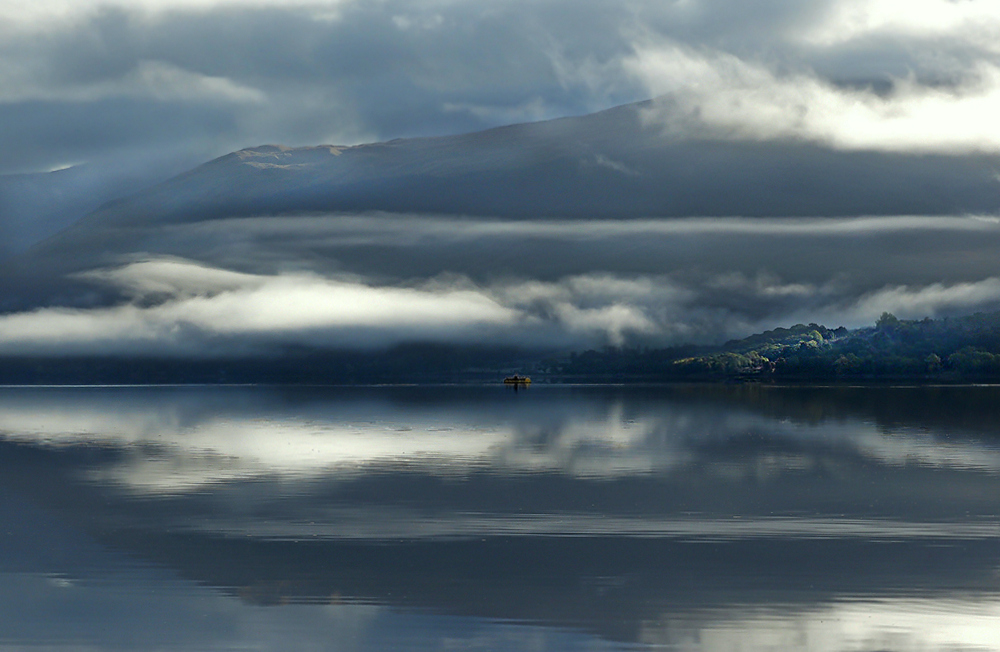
top-left (3, 0), bottom-right (1000, 177)
top-left (0, 1), bottom-right (634, 174)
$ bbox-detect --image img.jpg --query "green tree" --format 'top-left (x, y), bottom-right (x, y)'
top-left (876, 312), bottom-right (900, 331)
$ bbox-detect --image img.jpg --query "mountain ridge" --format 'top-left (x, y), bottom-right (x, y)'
top-left (42, 97), bottom-right (1000, 239)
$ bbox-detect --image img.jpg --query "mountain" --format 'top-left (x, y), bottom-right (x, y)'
top-left (53, 99), bottom-right (1000, 230)
top-left (0, 160), bottom-right (185, 258)
top-left (7, 97), bottom-right (1000, 307)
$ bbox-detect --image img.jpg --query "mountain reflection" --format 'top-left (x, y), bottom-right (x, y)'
top-left (2, 384), bottom-right (1000, 650)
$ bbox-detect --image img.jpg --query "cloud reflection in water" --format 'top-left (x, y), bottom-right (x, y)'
top-left (2, 385), bottom-right (1000, 491)
top-left (2, 385), bottom-right (1000, 651)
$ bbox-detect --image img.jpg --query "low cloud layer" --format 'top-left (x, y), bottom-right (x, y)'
top-left (9, 214), bottom-right (1000, 356)
top-left (0, 260), bottom-right (525, 355)
top-left (6, 224), bottom-right (1000, 357)
top-left (0, 260), bottom-right (675, 355)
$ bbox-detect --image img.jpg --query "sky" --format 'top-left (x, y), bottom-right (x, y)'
top-left (4, 0), bottom-right (1000, 175)
top-left (3, 0), bottom-right (1000, 358)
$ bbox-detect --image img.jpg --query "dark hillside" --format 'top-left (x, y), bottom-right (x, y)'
top-left (551, 311), bottom-right (1000, 382)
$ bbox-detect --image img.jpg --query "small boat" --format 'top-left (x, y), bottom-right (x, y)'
top-left (503, 375), bottom-right (531, 385)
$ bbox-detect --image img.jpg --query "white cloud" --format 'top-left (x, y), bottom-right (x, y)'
top-left (132, 60), bottom-right (267, 104)
top-left (0, 260), bottom-right (524, 355)
top-left (804, 0), bottom-right (1000, 46)
top-left (551, 303), bottom-right (658, 346)
top-left (6, 248), bottom-right (1000, 356)
top-left (846, 277), bottom-right (1000, 322)
top-left (627, 41), bottom-right (1000, 153)
top-left (207, 213), bottom-right (1000, 241)
top-left (0, 259), bottom-right (675, 355)
top-left (0, 59), bottom-right (266, 105)
top-left (641, 597), bottom-right (1000, 651)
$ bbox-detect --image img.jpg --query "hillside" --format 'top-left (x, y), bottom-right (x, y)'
top-left (0, 163), bottom-right (174, 256)
top-left (550, 311), bottom-right (1000, 382)
top-left (40, 98), bottom-right (1000, 233)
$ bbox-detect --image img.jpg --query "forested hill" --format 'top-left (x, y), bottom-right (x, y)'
top-left (549, 311), bottom-right (1000, 382)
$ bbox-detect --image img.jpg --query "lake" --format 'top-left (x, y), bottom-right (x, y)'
top-left (2, 383), bottom-right (999, 651)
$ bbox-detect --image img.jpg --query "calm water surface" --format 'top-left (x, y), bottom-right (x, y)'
top-left (2, 384), bottom-right (1000, 651)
